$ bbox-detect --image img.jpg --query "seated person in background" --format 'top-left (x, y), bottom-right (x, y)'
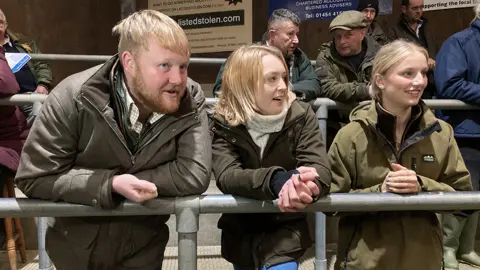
top-left (213, 8), bottom-right (321, 103)
top-left (386, 0), bottom-right (437, 98)
top-left (0, 46), bottom-right (28, 247)
top-left (211, 44), bottom-right (331, 270)
top-left (315, 10), bottom-right (381, 147)
top-left (328, 40), bottom-right (472, 270)
top-left (357, 0), bottom-right (390, 45)
top-left (0, 8), bottom-right (52, 126)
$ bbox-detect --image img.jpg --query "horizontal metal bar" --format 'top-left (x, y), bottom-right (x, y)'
top-left (2, 192), bottom-right (480, 218)
top-left (200, 192), bottom-right (480, 213)
top-left (1, 94), bottom-right (478, 110)
top-left (207, 97), bottom-right (480, 110)
top-left (0, 93), bottom-right (48, 105)
top-left (0, 198), bottom-right (174, 218)
top-left (30, 54), bottom-right (111, 62)
top-left (29, 53), bottom-right (226, 65)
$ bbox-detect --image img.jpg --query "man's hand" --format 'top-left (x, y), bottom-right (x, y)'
top-left (112, 174), bottom-right (158, 203)
top-left (428, 58), bottom-right (436, 70)
top-left (34, 85), bottom-right (49, 94)
top-left (381, 163), bottom-right (421, 194)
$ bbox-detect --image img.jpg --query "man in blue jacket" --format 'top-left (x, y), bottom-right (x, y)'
top-left (435, 4), bottom-right (480, 269)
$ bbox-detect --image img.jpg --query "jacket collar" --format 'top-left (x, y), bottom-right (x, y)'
top-left (375, 102), bottom-right (423, 145)
top-left (473, 19), bottom-right (480, 47)
top-left (351, 100), bottom-right (440, 146)
top-left (5, 29), bottom-right (20, 43)
top-left (213, 100), bottom-right (307, 134)
top-left (472, 19), bottom-right (480, 32)
top-left (79, 55), bottom-right (197, 118)
top-left (399, 14), bottom-right (427, 32)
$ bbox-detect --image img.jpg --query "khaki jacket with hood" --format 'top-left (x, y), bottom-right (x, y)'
top-left (211, 101), bottom-right (331, 268)
top-left (328, 101), bottom-right (472, 270)
top-left (15, 56), bottom-right (211, 268)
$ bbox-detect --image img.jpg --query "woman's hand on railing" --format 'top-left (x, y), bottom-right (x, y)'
top-left (381, 163), bottom-right (421, 194)
top-left (278, 168), bottom-right (321, 212)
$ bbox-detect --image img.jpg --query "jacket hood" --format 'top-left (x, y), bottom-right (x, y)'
top-left (349, 100), bottom-right (438, 129)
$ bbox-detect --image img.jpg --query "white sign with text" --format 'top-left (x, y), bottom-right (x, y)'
top-left (424, 0), bottom-right (477, 11)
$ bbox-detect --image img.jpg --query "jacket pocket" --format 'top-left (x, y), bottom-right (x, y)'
top-left (125, 223), bottom-right (168, 256)
top-left (48, 217), bottom-right (99, 249)
top-left (260, 219), bottom-right (312, 266)
top-left (221, 229), bottom-right (256, 267)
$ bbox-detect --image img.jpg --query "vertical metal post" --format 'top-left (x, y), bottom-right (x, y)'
top-left (37, 217), bottom-right (53, 270)
top-left (120, 0), bottom-right (136, 19)
top-left (315, 104), bottom-right (328, 270)
top-left (175, 196), bottom-right (200, 270)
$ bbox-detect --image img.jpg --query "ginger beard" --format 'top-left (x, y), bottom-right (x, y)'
top-left (131, 63), bottom-right (186, 115)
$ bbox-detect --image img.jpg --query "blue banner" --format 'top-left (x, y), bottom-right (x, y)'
top-left (268, 0), bottom-right (393, 21)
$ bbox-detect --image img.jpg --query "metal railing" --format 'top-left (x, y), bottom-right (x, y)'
top-left (30, 53), bottom-right (228, 65)
top-left (1, 93), bottom-right (479, 270)
top-left (2, 93), bottom-right (479, 109)
top-left (1, 95), bottom-right (479, 269)
top-left (2, 193), bottom-right (480, 270)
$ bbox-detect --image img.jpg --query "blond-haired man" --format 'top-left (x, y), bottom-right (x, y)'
top-left (15, 10), bottom-right (211, 270)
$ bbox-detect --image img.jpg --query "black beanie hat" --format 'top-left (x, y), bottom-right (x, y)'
top-left (356, 0), bottom-right (379, 17)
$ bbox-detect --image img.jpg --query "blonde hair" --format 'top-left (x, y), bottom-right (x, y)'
top-left (475, 2), bottom-right (480, 19)
top-left (112, 10), bottom-right (190, 57)
top-left (369, 39), bottom-right (428, 101)
top-left (215, 45), bottom-right (290, 126)
top-left (0, 9), bottom-right (6, 24)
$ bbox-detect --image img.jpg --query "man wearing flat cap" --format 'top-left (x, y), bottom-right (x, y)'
top-left (315, 10), bottom-right (380, 146)
top-left (357, 0), bottom-right (389, 45)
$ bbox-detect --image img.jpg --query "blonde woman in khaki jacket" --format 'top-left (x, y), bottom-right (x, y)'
top-left (328, 40), bottom-right (472, 270)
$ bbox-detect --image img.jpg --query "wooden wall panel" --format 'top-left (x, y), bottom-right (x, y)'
top-left (0, 0), bottom-right (121, 86)
top-left (1, 0), bottom-right (474, 93)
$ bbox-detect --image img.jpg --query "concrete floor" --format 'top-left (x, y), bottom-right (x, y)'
top-left (0, 245), bottom-right (320, 270)
top-left (2, 245), bottom-right (480, 270)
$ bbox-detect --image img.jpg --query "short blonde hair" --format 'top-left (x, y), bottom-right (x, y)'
top-left (112, 10), bottom-right (190, 57)
top-left (369, 39), bottom-right (428, 101)
top-left (215, 45), bottom-right (290, 126)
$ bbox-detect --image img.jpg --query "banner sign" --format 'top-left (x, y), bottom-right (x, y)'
top-left (149, 0), bottom-right (253, 53)
top-left (424, 0), bottom-right (477, 11)
top-left (268, 0), bottom-right (393, 21)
